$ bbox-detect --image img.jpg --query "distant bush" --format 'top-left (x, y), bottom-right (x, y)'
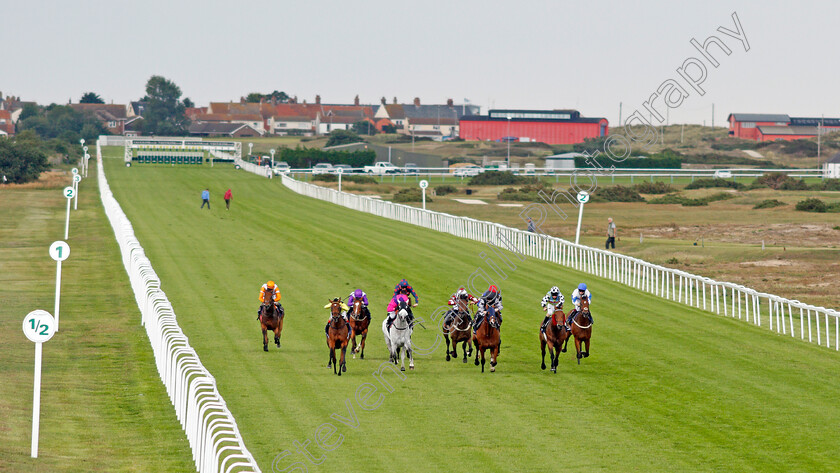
top-left (468, 171), bottom-right (540, 186)
top-left (392, 188), bottom-right (430, 203)
top-left (753, 199), bottom-right (786, 209)
top-left (648, 192), bottom-right (733, 206)
top-left (313, 174), bottom-right (338, 182)
top-left (346, 174), bottom-right (378, 184)
top-left (749, 172), bottom-right (807, 190)
top-left (325, 129), bottom-right (363, 147)
top-left (590, 185), bottom-right (645, 203)
top-left (810, 179), bottom-right (840, 191)
top-left (434, 184), bottom-right (457, 195)
top-left (497, 183), bottom-right (550, 202)
top-left (780, 139), bottom-right (818, 155)
top-left (634, 181), bottom-right (675, 194)
top-left (795, 198), bottom-right (826, 212)
top-left (710, 138), bottom-right (758, 151)
top-left (666, 257), bottom-right (680, 264)
top-left (685, 178), bottom-right (745, 190)
top-left (828, 202), bottom-right (840, 213)
top-left (681, 153), bottom-right (765, 166)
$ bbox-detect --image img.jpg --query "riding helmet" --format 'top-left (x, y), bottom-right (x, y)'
top-left (354, 289), bottom-right (363, 298)
top-left (550, 286), bottom-right (560, 296)
top-left (267, 280), bottom-right (275, 288)
top-left (578, 283), bottom-right (587, 291)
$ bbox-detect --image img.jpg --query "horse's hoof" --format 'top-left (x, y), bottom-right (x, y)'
top-left (584, 352), bottom-right (589, 358)
top-left (263, 345), bottom-right (268, 352)
top-left (490, 366), bottom-right (495, 372)
top-left (338, 369), bottom-right (342, 376)
top-left (400, 367), bottom-right (405, 372)
top-left (561, 348), bottom-right (567, 353)
top-left (409, 366), bottom-right (414, 370)
top-left (446, 354), bottom-right (450, 361)
top-left (541, 363), bottom-right (546, 370)
top-left (462, 357), bottom-right (467, 363)
top-left (360, 353), bottom-right (364, 359)
top-left (474, 359), bottom-right (479, 366)
top-left (341, 364), bottom-right (346, 373)
top-left (551, 367), bottom-right (556, 373)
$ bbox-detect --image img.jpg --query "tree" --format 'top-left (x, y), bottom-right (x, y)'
top-left (19, 103), bottom-right (39, 121)
top-left (142, 75), bottom-right (189, 136)
top-left (326, 129), bottom-right (363, 147)
top-left (0, 133), bottom-right (49, 183)
top-left (245, 93), bottom-right (263, 103)
top-left (182, 97), bottom-right (194, 108)
top-left (80, 92), bottom-right (105, 104)
top-left (352, 120), bottom-right (377, 136)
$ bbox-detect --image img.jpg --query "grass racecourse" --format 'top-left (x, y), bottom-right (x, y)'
top-left (23, 145), bottom-right (839, 472)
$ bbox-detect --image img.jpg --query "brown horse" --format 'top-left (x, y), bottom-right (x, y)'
top-left (258, 287), bottom-right (284, 352)
top-left (540, 303), bottom-right (570, 373)
top-left (570, 296), bottom-right (593, 365)
top-left (472, 309), bottom-right (501, 373)
top-left (444, 298), bottom-right (473, 363)
top-left (326, 299), bottom-right (350, 375)
top-left (347, 298), bottom-right (370, 360)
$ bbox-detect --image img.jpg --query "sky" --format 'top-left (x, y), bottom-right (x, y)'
top-left (2, 0), bottom-right (838, 126)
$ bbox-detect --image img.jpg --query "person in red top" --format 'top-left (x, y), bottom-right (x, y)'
top-left (224, 188), bottom-right (232, 210)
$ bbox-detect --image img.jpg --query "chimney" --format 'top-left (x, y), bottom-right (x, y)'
top-left (447, 98), bottom-right (453, 107)
top-left (354, 95), bottom-right (360, 106)
top-left (413, 97), bottom-right (420, 106)
top-left (392, 97), bottom-right (397, 104)
top-left (381, 97), bottom-right (386, 105)
top-left (315, 94), bottom-right (321, 104)
top-left (240, 96), bottom-right (246, 104)
top-left (303, 99), bottom-right (307, 105)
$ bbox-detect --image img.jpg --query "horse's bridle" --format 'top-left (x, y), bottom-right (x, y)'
top-left (349, 301), bottom-right (366, 321)
top-left (392, 309), bottom-right (411, 331)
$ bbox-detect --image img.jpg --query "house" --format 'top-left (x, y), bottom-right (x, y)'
top-left (0, 110), bottom-right (15, 136)
top-left (728, 113), bottom-right (840, 141)
top-left (127, 101), bottom-right (148, 118)
top-left (69, 103), bottom-right (128, 135)
top-left (374, 98), bottom-right (479, 136)
top-left (0, 93), bottom-right (37, 123)
top-left (124, 116), bottom-right (144, 137)
top-left (188, 122), bottom-right (262, 137)
top-left (193, 113), bottom-right (265, 135)
top-left (824, 152), bottom-right (840, 179)
top-left (460, 109), bottom-right (608, 145)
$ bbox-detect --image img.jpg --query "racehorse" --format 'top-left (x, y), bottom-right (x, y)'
top-left (326, 299), bottom-right (350, 375)
top-left (258, 286), bottom-right (284, 352)
top-left (444, 297), bottom-right (473, 363)
top-left (570, 295), bottom-right (593, 365)
top-left (382, 300), bottom-right (414, 371)
top-left (472, 308), bottom-right (501, 373)
top-left (347, 298), bottom-right (370, 360)
top-left (540, 303), bottom-right (570, 373)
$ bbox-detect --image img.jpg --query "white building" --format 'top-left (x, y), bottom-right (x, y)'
top-left (824, 153), bottom-right (840, 178)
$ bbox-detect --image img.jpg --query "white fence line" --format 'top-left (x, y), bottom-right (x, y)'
top-left (235, 158), bottom-right (840, 351)
top-left (101, 144), bottom-right (262, 473)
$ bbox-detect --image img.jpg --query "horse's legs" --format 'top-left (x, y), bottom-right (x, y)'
top-left (473, 339), bottom-right (480, 366)
top-left (359, 332), bottom-right (367, 359)
top-left (490, 345), bottom-right (498, 372)
top-left (445, 334), bottom-right (451, 361)
top-left (407, 344), bottom-right (414, 370)
top-left (480, 348), bottom-right (486, 373)
top-left (461, 339), bottom-right (468, 363)
top-left (262, 327), bottom-right (268, 352)
top-left (574, 336), bottom-right (582, 365)
top-left (583, 337), bottom-right (590, 358)
top-left (339, 345), bottom-right (347, 375)
top-left (398, 346), bottom-right (406, 371)
top-left (562, 332), bottom-right (569, 353)
top-left (273, 326), bottom-right (281, 348)
top-left (552, 344), bottom-right (560, 372)
top-left (540, 333), bottom-right (551, 370)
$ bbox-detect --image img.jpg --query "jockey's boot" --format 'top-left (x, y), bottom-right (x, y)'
top-left (324, 323), bottom-right (329, 337)
top-left (565, 310), bottom-right (576, 331)
top-left (541, 316), bottom-right (550, 332)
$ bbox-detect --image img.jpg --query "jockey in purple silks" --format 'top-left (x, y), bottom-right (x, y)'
top-left (347, 289), bottom-right (371, 320)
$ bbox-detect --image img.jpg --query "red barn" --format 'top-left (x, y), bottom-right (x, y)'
top-left (756, 126), bottom-right (819, 142)
top-left (460, 109), bottom-right (608, 145)
top-left (728, 113), bottom-right (790, 140)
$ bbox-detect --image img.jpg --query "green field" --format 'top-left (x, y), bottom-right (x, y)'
top-left (0, 170), bottom-right (194, 471)
top-left (96, 146), bottom-right (840, 472)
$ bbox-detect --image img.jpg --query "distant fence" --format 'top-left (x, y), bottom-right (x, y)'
top-left (100, 143), bottom-right (262, 473)
top-left (240, 160), bottom-right (840, 352)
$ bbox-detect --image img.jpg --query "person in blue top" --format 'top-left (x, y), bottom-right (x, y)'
top-left (200, 188), bottom-right (210, 209)
top-left (565, 283), bottom-right (593, 330)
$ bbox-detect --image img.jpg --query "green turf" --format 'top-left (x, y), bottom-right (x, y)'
top-left (0, 170), bottom-right (194, 472)
top-left (102, 147), bottom-right (840, 472)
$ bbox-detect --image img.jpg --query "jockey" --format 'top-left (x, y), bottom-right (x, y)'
top-left (540, 286), bottom-right (565, 332)
top-left (385, 293), bottom-right (411, 331)
top-left (390, 279), bottom-right (418, 326)
top-left (324, 297), bottom-right (352, 339)
top-left (347, 289), bottom-right (371, 319)
top-left (442, 287), bottom-right (479, 330)
top-left (473, 285), bottom-right (503, 332)
top-left (565, 283), bottom-right (593, 330)
top-left (258, 281), bottom-right (284, 318)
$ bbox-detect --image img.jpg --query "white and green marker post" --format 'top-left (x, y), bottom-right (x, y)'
top-left (23, 309), bottom-right (57, 458)
top-left (419, 179), bottom-right (429, 210)
top-left (575, 190), bottom-right (589, 245)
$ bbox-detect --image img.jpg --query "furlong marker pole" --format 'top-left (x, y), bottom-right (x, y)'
top-left (62, 186), bottom-right (74, 240)
top-left (575, 191), bottom-right (589, 245)
top-left (49, 241), bottom-right (69, 331)
top-left (23, 309), bottom-right (57, 458)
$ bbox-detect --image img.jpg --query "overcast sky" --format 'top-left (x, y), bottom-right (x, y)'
top-left (2, 0), bottom-right (837, 126)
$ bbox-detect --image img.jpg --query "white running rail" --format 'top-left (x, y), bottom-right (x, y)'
top-left (100, 144), bottom-right (262, 473)
top-left (237, 158), bottom-right (839, 351)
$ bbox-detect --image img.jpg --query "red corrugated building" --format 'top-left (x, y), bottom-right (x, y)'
top-left (728, 113), bottom-right (840, 141)
top-left (727, 113), bottom-right (790, 140)
top-left (460, 109), bottom-right (608, 145)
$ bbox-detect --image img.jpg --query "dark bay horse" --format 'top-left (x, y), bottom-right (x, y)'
top-left (570, 296), bottom-right (593, 365)
top-left (326, 299), bottom-right (350, 375)
top-left (258, 287), bottom-right (284, 352)
top-left (347, 298), bottom-right (370, 360)
top-left (444, 298), bottom-right (473, 363)
top-left (540, 303), bottom-right (570, 373)
top-left (472, 309), bottom-right (501, 373)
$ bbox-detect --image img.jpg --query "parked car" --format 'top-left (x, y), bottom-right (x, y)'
top-left (713, 170), bottom-right (733, 178)
top-left (363, 162), bottom-right (400, 175)
top-left (523, 163), bottom-right (536, 175)
top-left (333, 164), bottom-right (354, 173)
top-left (273, 161), bottom-right (291, 175)
top-left (312, 163), bottom-right (335, 174)
top-left (403, 163), bottom-right (419, 175)
top-left (454, 165), bottom-right (482, 177)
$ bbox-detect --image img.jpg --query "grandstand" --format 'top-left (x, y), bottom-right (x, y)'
top-left (124, 138), bottom-right (242, 166)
